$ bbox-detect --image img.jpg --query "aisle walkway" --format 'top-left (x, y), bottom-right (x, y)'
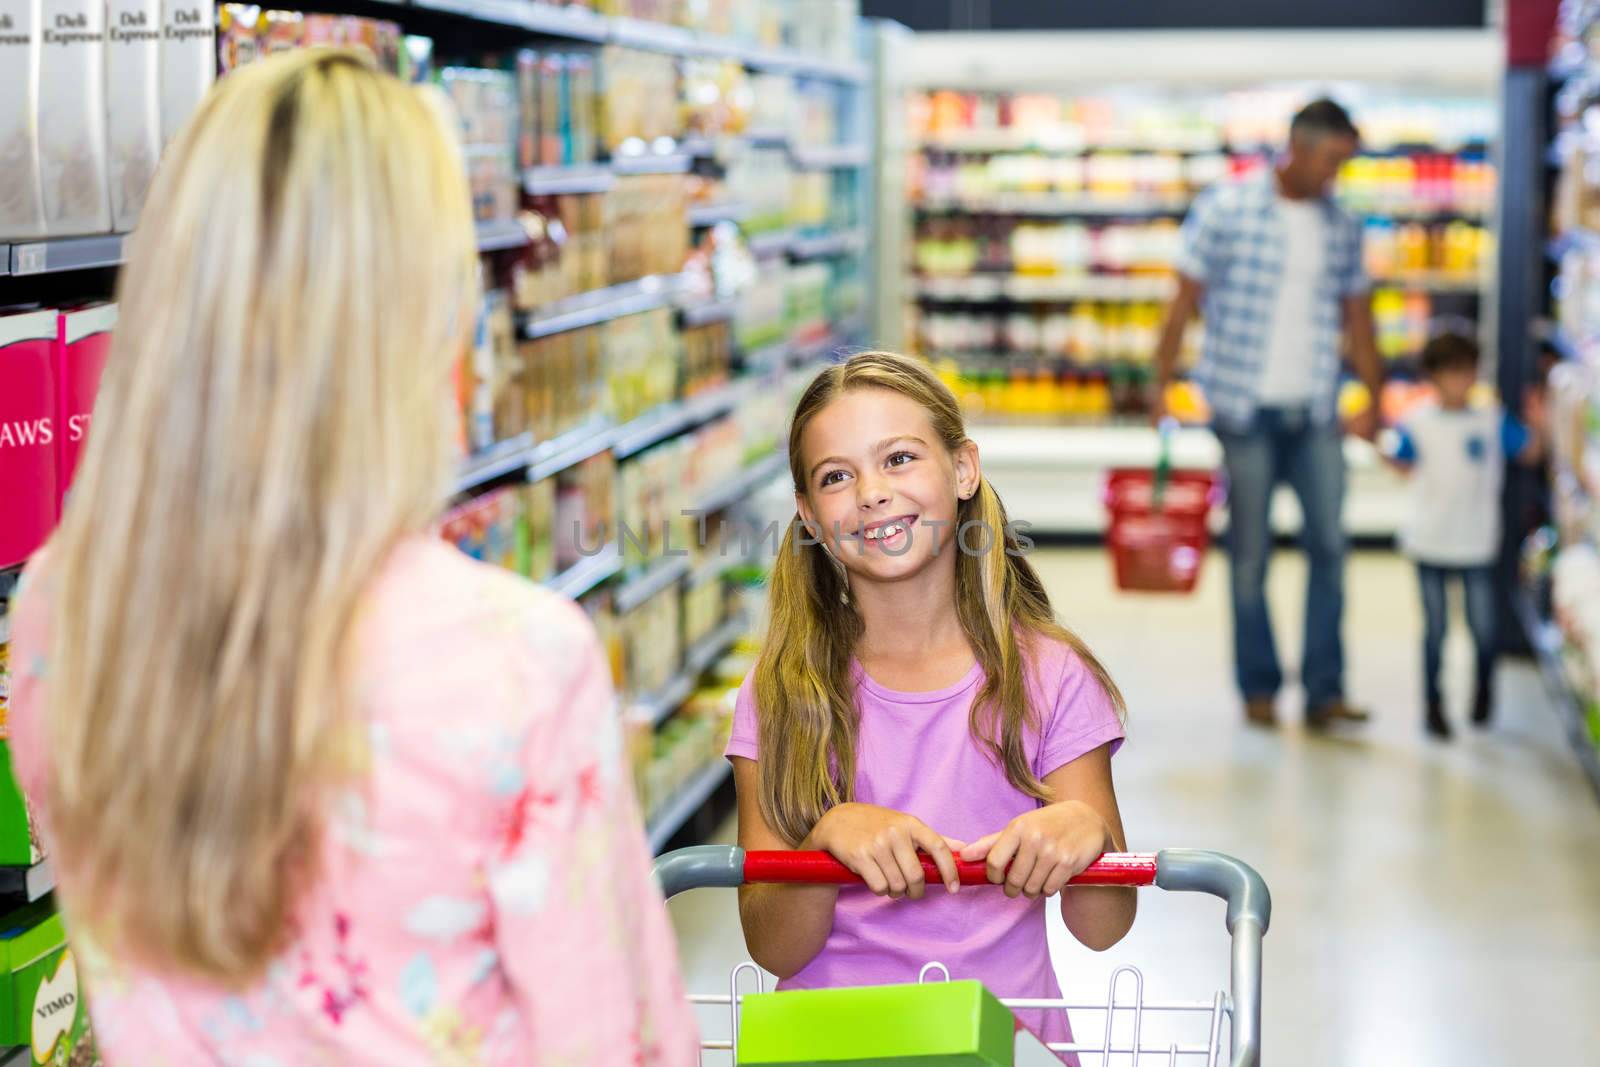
top-left (666, 549), bottom-right (1600, 1064)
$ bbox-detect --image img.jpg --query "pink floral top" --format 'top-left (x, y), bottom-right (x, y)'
top-left (8, 537), bottom-right (700, 1067)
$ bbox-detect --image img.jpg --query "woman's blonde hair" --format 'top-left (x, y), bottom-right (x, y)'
top-left (43, 49), bottom-right (479, 981)
top-left (756, 352), bottom-right (1125, 845)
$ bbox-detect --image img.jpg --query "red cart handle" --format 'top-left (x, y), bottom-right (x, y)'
top-left (742, 850), bottom-right (1159, 888)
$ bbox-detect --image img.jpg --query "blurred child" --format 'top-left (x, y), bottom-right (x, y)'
top-left (1388, 332), bottom-right (1542, 739)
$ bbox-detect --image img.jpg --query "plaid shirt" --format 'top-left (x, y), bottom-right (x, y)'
top-left (1174, 170), bottom-right (1368, 430)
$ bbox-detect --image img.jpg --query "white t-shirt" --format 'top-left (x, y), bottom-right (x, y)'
top-left (1256, 198), bottom-right (1325, 406)
top-left (1392, 401), bottom-right (1529, 567)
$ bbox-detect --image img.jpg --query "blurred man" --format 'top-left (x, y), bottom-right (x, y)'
top-left (1152, 98), bottom-right (1383, 729)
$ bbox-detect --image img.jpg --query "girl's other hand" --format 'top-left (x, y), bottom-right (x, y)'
top-left (960, 801), bottom-right (1112, 900)
top-left (805, 803), bottom-right (964, 899)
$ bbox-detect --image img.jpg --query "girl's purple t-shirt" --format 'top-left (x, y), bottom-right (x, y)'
top-left (724, 636), bottom-right (1125, 1045)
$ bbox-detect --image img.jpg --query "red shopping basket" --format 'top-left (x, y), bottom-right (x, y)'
top-left (1103, 430), bottom-right (1221, 593)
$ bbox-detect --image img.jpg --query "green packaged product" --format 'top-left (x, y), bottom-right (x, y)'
top-left (0, 901), bottom-right (97, 1066)
top-left (736, 979), bottom-right (1015, 1066)
top-left (0, 744), bottom-right (44, 868)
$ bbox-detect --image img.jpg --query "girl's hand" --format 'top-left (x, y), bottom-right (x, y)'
top-left (960, 801), bottom-right (1112, 900)
top-left (805, 803), bottom-right (964, 900)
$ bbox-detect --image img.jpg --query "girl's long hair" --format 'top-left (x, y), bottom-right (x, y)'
top-left (42, 49), bottom-right (478, 981)
top-left (756, 352), bottom-right (1125, 845)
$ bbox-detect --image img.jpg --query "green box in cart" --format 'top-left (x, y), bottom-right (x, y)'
top-left (736, 979), bottom-right (1017, 1066)
top-left (0, 900), bottom-right (93, 1066)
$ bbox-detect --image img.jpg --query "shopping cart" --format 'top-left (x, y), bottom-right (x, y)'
top-left (657, 846), bottom-right (1270, 1067)
top-left (1103, 423), bottom-right (1223, 594)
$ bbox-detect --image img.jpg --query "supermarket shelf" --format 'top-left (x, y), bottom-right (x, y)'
top-left (789, 330), bottom-right (848, 365)
top-left (740, 339), bottom-right (791, 372)
top-left (686, 553), bottom-right (732, 589)
top-left (969, 422), bottom-right (1405, 538)
top-left (696, 452), bottom-right (789, 514)
top-left (610, 152), bottom-right (694, 176)
top-left (457, 418), bottom-right (616, 496)
top-left (545, 544), bottom-right (623, 600)
top-left (1353, 205), bottom-right (1491, 222)
top-left (646, 760), bottom-right (732, 852)
top-left (634, 612), bottom-right (746, 729)
top-left (610, 13), bottom-right (698, 52)
top-left (916, 273), bottom-right (1177, 303)
top-left (614, 555), bottom-right (693, 615)
top-left (789, 229), bottom-right (866, 261)
top-left (1369, 272), bottom-right (1485, 294)
top-left (743, 128), bottom-right (791, 148)
top-left (526, 415), bottom-right (615, 482)
top-left (475, 218), bottom-right (529, 253)
top-left (1515, 590), bottom-right (1600, 803)
top-left (613, 381), bottom-right (748, 459)
top-left (747, 229), bottom-right (794, 258)
top-left (524, 164), bottom-right (617, 196)
top-left (917, 132), bottom-right (1227, 154)
top-left (456, 432), bottom-right (538, 495)
top-left (688, 201), bottom-right (751, 227)
top-left (680, 136), bottom-right (719, 159)
top-left (407, 1), bottom-right (865, 83)
top-left (637, 673), bottom-right (697, 731)
top-left (919, 134), bottom-right (1487, 156)
top-left (684, 614), bottom-right (748, 677)
top-left (918, 194), bottom-right (1192, 217)
top-left (0, 862), bottom-right (54, 903)
top-left (751, 51), bottom-right (868, 84)
top-left (918, 194), bottom-right (1486, 222)
top-left (834, 311), bottom-right (869, 343)
top-left (522, 152), bottom-right (692, 193)
top-left (791, 143), bottom-right (871, 169)
top-left (523, 274), bottom-right (685, 339)
top-left (677, 295), bottom-right (741, 328)
top-left (413, 0), bottom-right (609, 38)
top-left (7, 234), bottom-right (125, 276)
top-left (458, 422), bottom-right (616, 495)
top-left (457, 365), bottom-right (788, 496)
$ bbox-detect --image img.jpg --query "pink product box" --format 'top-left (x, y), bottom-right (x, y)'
top-left (0, 311), bottom-right (62, 569)
top-left (55, 304), bottom-right (117, 507)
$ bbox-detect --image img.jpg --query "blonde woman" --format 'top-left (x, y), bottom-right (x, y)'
top-left (7, 50), bottom-right (697, 1065)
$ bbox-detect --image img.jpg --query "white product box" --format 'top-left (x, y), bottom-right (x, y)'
top-left (0, 0), bottom-right (47, 240)
top-left (39, 0), bottom-right (112, 236)
top-left (106, 0), bottom-right (161, 232)
top-left (159, 0), bottom-right (215, 148)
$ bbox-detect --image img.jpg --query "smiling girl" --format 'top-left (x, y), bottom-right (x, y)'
top-left (725, 351), bottom-right (1134, 1046)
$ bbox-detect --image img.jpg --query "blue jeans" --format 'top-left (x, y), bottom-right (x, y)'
top-left (1215, 408), bottom-right (1347, 709)
top-left (1417, 563), bottom-right (1496, 708)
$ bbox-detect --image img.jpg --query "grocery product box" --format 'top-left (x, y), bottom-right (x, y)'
top-left (440, 488), bottom-right (526, 576)
top-left (0, 744), bottom-right (43, 868)
top-left (160, 0), bottom-right (216, 147)
top-left (106, 0), bottom-right (161, 231)
top-left (55, 304), bottom-right (116, 508)
top-left (0, 0), bottom-right (47, 240)
top-left (736, 979), bottom-right (1025, 1066)
top-left (0, 312), bottom-right (61, 571)
top-left (0, 588), bottom-right (44, 872)
top-left (39, 0), bottom-right (112, 237)
top-left (0, 902), bottom-right (96, 1066)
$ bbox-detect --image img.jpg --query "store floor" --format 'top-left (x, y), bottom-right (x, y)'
top-left (666, 548), bottom-right (1600, 1064)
